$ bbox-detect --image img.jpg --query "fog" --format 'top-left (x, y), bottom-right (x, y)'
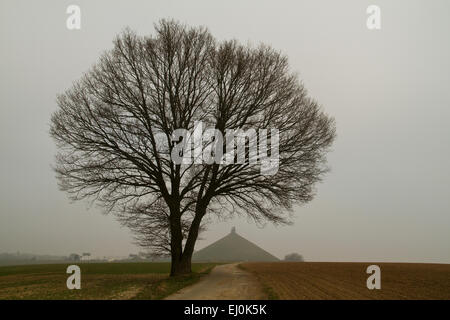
top-left (1, 0), bottom-right (449, 262)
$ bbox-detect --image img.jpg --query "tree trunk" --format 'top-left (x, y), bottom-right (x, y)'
top-left (182, 215), bottom-right (202, 262)
top-left (169, 203), bottom-right (188, 276)
top-left (169, 203), bottom-right (205, 277)
top-left (170, 254), bottom-right (192, 276)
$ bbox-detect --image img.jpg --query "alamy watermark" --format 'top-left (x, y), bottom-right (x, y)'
top-left (66, 265), bottom-right (81, 289)
top-left (170, 121), bottom-right (279, 175)
top-left (366, 265), bottom-right (381, 289)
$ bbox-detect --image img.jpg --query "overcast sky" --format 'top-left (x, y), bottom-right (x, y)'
top-left (1, 0), bottom-right (449, 262)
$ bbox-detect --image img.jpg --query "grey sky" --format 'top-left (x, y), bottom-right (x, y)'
top-left (1, 0), bottom-right (449, 262)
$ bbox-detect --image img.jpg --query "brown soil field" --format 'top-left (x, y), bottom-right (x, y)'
top-left (240, 262), bottom-right (450, 300)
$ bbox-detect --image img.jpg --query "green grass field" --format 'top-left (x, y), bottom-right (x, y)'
top-left (0, 262), bottom-right (218, 300)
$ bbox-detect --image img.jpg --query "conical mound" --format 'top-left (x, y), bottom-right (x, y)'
top-left (193, 228), bottom-right (279, 262)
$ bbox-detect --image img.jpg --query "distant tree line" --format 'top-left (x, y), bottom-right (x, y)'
top-left (284, 253), bottom-right (304, 262)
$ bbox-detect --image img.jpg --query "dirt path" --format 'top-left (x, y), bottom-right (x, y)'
top-left (164, 263), bottom-right (267, 300)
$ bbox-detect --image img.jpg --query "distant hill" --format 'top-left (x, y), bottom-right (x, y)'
top-left (193, 227), bottom-right (279, 262)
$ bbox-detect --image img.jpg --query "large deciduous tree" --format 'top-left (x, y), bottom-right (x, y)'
top-left (50, 20), bottom-right (336, 276)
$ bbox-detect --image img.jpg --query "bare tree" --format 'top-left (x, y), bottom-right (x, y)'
top-left (50, 19), bottom-right (336, 276)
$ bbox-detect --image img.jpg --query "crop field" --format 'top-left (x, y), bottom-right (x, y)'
top-left (240, 262), bottom-right (450, 300)
top-left (0, 262), bottom-right (217, 300)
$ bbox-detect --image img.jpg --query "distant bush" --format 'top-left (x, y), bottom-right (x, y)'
top-left (284, 253), bottom-right (304, 262)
